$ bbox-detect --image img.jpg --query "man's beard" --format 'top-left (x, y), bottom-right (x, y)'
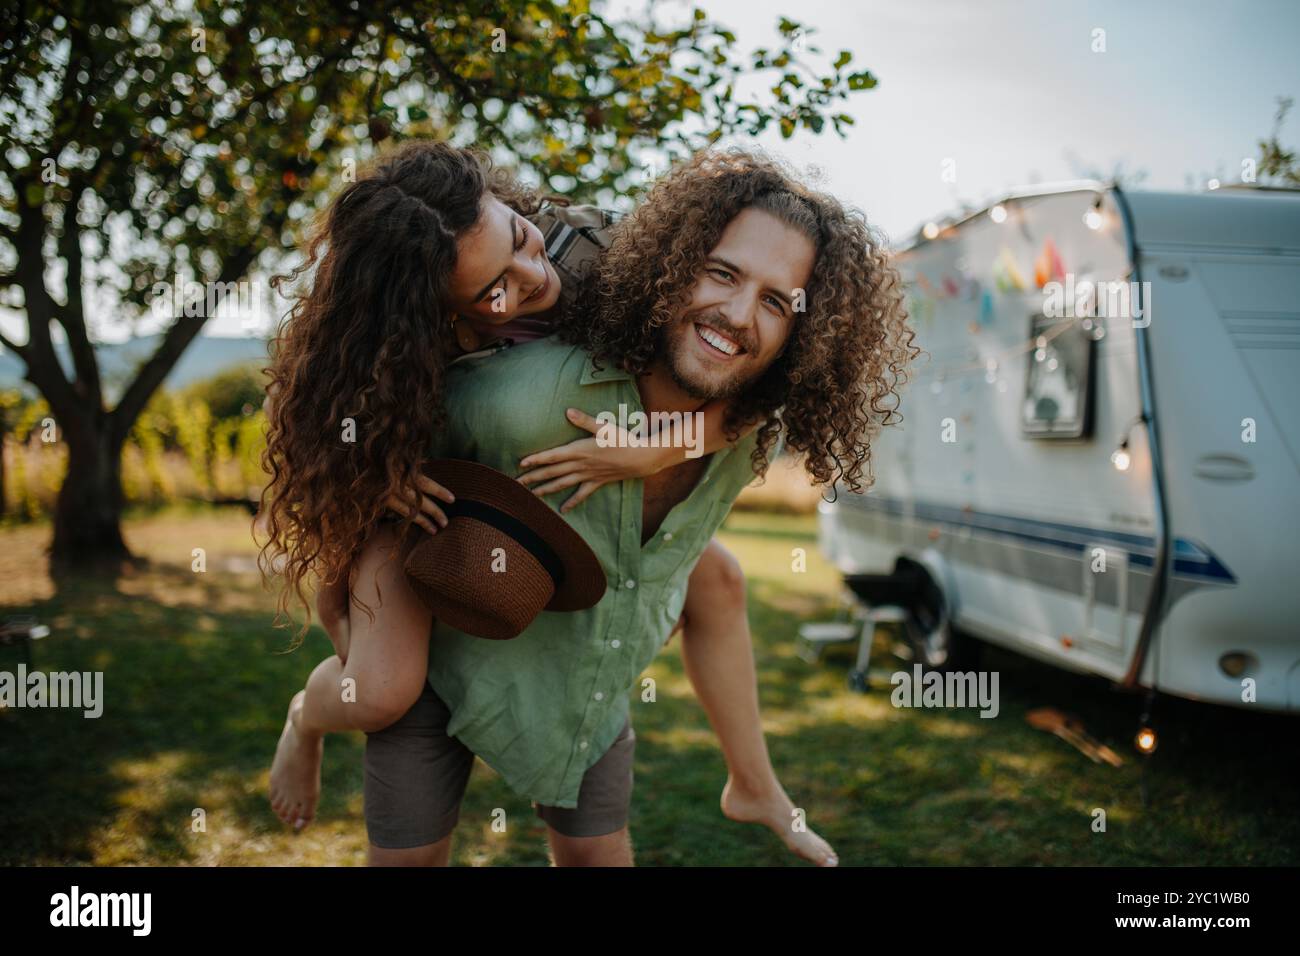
top-left (662, 313), bottom-right (765, 402)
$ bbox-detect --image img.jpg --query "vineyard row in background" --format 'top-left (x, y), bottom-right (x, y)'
top-left (0, 364), bottom-right (267, 521)
top-left (0, 361), bottom-right (822, 522)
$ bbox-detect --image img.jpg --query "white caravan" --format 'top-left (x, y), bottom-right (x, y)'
top-left (817, 182), bottom-right (1300, 713)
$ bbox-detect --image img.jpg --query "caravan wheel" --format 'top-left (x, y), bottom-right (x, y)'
top-left (898, 561), bottom-right (979, 673)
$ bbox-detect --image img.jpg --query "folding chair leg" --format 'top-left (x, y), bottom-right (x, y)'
top-left (846, 621), bottom-right (877, 693)
top-left (853, 622), bottom-right (876, 673)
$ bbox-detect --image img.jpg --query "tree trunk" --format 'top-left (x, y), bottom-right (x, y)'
top-left (50, 421), bottom-right (132, 572)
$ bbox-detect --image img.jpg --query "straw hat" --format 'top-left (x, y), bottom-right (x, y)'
top-left (403, 459), bottom-right (607, 640)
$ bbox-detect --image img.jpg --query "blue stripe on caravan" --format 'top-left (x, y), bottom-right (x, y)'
top-left (840, 495), bottom-right (1236, 584)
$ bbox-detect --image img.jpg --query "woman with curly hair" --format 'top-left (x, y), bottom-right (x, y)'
top-left (263, 141), bottom-right (911, 867)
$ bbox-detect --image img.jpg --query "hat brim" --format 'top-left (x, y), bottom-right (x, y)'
top-left (421, 459), bottom-right (607, 612)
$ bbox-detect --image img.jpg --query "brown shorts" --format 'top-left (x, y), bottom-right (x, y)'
top-left (364, 681), bottom-right (635, 848)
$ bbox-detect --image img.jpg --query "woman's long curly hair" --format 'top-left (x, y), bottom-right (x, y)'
top-left (556, 148), bottom-right (917, 494)
top-left (258, 140), bottom-right (543, 639)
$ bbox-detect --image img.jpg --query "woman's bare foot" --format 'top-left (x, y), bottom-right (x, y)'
top-left (721, 775), bottom-right (839, 866)
top-left (269, 690), bottom-right (323, 831)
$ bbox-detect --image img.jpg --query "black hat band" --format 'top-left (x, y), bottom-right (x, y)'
top-left (442, 498), bottom-right (566, 593)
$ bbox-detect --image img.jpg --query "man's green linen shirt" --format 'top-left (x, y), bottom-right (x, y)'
top-left (425, 336), bottom-right (764, 809)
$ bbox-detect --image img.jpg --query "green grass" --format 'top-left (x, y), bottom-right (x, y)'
top-left (0, 506), bottom-right (1296, 865)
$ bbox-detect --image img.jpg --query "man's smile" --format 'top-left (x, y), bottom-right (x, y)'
top-left (694, 322), bottom-right (745, 360)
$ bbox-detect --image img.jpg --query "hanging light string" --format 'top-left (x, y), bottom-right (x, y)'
top-left (907, 312), bottom-right (1084, 381)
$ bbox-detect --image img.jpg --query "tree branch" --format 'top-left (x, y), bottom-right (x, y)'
top-left (14, 187), bottom-right (56, 354)
top-left (109, 248), bottom-right (257, 446)
top-left (11, 177), bottom-right (79, 416)
top-left (52, 181), bottom-right (102, 409)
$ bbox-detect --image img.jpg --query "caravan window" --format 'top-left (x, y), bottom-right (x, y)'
top-left (1021, 313), bottom-right (1095, 439)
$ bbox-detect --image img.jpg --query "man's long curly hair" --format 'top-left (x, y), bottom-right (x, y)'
top-left (257, 140), bottom-right (542, 638)
top-left (556, 148), bottom-right (917, 493)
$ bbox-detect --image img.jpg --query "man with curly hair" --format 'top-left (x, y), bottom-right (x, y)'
top-left (364, 148), bottom-right (914, 867)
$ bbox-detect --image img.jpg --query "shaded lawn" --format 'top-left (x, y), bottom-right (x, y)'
top-left (0, 505), bottom-right (1296, 865)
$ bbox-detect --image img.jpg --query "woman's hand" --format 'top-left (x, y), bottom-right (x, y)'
top-left (386, 470), bottom-right (456, 535)
top-left (517, 408), bottom-right (673, 513)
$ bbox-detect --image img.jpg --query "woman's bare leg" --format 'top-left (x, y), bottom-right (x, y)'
top-left (316, 571), bottom-right (352, 663)
top-left (270, 524), bottom-right (433, 829)
top-left (679, 539), bottom-right (838, 866)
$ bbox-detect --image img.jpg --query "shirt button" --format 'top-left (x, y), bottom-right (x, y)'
top-left (625, 579), bottom-right (636, 589)
top-left (610, 639), bottom-right (621, 648)
top-left (663, 532), bottom-right (673, 541)
top-left (578, 740), bottom-right (588, 751)
top-left (594, 691), bottom-right (604, 701)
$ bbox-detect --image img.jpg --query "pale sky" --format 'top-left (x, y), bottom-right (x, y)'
top-left (4, 0), bottom-right (1297, 343)
top-left (697, 0), bottom-right (1300, 239)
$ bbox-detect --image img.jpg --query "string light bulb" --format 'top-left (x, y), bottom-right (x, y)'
top-left (1134, 726), bottom-right (1158, 754)
top-left (1111, 414), bottom-right (1147, 473)
top-left (1111, 439), bottom-right (1132, 472)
